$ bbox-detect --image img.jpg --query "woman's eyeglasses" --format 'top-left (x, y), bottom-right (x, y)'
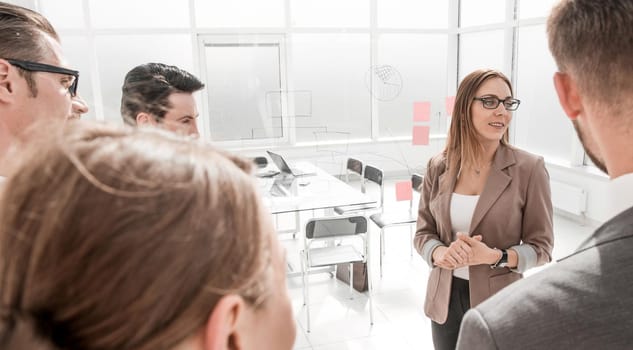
top-left (6, 58), bottom-right (79, 97)
top-left (473, 96), bottom-right (521, 111)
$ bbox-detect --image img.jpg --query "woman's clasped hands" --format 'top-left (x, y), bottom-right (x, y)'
top-left (432, 233), bottom-right (500, 269)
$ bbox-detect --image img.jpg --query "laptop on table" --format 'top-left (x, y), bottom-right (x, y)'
top-left (266, 151), bottom-right (316, 177)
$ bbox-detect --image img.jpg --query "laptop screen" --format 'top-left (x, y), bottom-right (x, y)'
top-left (266, 151), bottom-right (293, 174)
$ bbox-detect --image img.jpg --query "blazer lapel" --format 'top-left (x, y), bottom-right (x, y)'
top-left (470, 145), bottom-right (515, 233)
top-left (438, 168), bottom-right (457, 243)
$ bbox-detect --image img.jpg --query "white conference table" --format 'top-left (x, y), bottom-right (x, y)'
top-left (258, 161), bottom-right (376, 215)
top-left (256, 161), bottom-right (376, 277)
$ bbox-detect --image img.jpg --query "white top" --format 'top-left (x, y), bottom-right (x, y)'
top-left (606, 172), bottom-right (633, 221)
top-left (450, 192), bottom-right (480, 280)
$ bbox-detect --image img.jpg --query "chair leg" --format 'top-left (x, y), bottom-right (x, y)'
top-left (293, 211), bottom-right (300, 239)
top-left (379, 228), bottom-right (385, 278)
top-left (366, 257), bottom-right (374, 326)
top-left (301, 251), bottom-right (311, 333)
top-left (349, 263), bottom-right (354, 299)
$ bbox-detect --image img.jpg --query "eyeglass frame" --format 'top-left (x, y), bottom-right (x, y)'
top-left (473, 96), bottom-right (521, 111)
top-left (5, 58), bottom-right (79, 97)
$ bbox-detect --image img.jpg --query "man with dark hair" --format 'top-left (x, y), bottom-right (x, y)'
top-left (121, 62), bottom-right (204, 136)
top-left (456, 0), bottom-right (633, 348)
top-left (0, 2), bottom-right (88, 176)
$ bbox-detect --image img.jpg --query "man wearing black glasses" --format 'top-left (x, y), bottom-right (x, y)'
top-left (0, 2), bottom-right (88, 177)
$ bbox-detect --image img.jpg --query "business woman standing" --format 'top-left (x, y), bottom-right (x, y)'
top-left (414, 69), bottom-right (554, 350)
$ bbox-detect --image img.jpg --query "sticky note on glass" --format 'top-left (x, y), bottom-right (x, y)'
top-left (412, 125), bottom-right (430, 145)
top-left (445, 96), bottom-right (456, 115)
top-left (413, 101), bottom-right (431, 122)
top-left (395, 180), bottom-right (413, 201)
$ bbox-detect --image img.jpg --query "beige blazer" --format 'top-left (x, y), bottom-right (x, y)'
top-left (414, 144), bottom-right (554, 324)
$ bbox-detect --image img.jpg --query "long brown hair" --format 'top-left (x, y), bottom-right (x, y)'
top-left (444, 69), bottom-right (513, 177)
top-left (0, 121), bottom-right (272, 349)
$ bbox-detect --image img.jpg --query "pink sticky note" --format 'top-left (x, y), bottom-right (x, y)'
top-left (413, 101), bottom-right (431, 122)
top-left (412, 125), bottom-right (430, 145)
top-left (395, 180), bottom-right (413, 201)
top-left (445, 96), bottom-right (456, 115)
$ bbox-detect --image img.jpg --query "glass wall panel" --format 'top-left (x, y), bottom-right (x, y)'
top-left (62, 36), bottom-right (95, 120)
top-left (95, 34), bottom-right (194, 122)
top-left (460, 0), bottom-right (507, 27)
top-left (40, 0), bottom-right (84, 29)
top-left (515, 24), bottom-right (574, 161)
top-left (195, 0), bottom-right (285, 28)
top-left (291, 0), bottom-right (369, 27)
top-left (458, 30), bottom-right (506, 81)
top-left (377, 34), bottom-right (448, 137)
top-left (378, 0), bottom-right (448, 29)
top-left (290, 34), bottom-right (371, 142)
top-left (89, 0), bottom-right (189, 28)
top-left (519, 0), bottom-right (559, 19)
top-left (204, 43), bottom-right (284, 141)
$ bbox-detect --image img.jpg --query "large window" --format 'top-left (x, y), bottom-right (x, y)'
top-left (377, 34), bottom-right (448, 138)
top-left (24, 0), bottom-right (588, 171)
top-left (194, 0), bottom-right (285, 28)
top-left (458, 30), bottom-right (507, 82)
top-left (200, 35), bottom-right (286, 144)
top-left (514, 25), bottom-right (574, 162)
top-left (290, 34), bottom-right (371, 143)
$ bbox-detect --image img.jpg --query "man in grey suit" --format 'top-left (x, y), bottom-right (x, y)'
top-left (456, 0), bottom-right (633, 349)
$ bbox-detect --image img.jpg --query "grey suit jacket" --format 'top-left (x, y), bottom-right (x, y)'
top-left (456, 206), bottom-right (633, 350)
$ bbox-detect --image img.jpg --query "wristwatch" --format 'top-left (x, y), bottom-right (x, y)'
top-left (491, 249), bottom-right (508, 268)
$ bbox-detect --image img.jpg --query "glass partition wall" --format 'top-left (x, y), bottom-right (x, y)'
top-left (20, 0), bottom-right (584, 171)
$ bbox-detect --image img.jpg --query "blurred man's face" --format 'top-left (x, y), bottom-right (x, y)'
top-left (159, 92), bottom-right (200, 137)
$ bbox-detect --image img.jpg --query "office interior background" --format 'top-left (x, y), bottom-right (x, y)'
top-left (9, 0), bottom-right (607, 222)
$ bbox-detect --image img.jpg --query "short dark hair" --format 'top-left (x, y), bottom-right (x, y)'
top-left (120, 63), bottom-right (205, 125)
top-left (547, 0), bottom-right (633, 106)
top-left (0, 2), bottom-right (60, 97)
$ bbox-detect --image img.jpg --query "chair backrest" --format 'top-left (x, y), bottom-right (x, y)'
top-left (412, 173), bottom-right (423, 193)
top-left (410, 173), bottom-right (424, 211)
top-left (305, 216), bottom-right (368, 239)
top-left (345, 158), bottom-right (364, 184)
top-left (362, 165), bottom-right (384, 208)
top-left (253, 156), bottom-right (268, 168)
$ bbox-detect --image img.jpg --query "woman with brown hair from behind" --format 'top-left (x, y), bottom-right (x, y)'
top-left (0, 121), bottom-right (296, 350)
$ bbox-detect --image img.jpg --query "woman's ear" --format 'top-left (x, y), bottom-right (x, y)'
top-left (553, 72), bottom-right (583, 120)
top-left (201, 295), bottom-right (246, 350)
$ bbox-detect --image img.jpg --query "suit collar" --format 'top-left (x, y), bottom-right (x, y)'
top-left (560, 206), bottom-right (633, 262)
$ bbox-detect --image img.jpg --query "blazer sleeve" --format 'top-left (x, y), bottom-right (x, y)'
top-left (456, 309), bottom-right (497, 350)
top-left (414, 157), bottom-right (445, 267)
top-left (511, 157), bottom-right (554, 272)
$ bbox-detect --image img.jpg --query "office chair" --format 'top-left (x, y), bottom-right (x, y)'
top-left (300, 215), bottom-right (374, 332)
top-left (369, 173), bottom-right (423, 278)
top-left (334, 163), bottom-right (383, 215)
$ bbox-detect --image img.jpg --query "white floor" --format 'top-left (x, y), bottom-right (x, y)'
top-left (277, 178), bottom-right (597, 350)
